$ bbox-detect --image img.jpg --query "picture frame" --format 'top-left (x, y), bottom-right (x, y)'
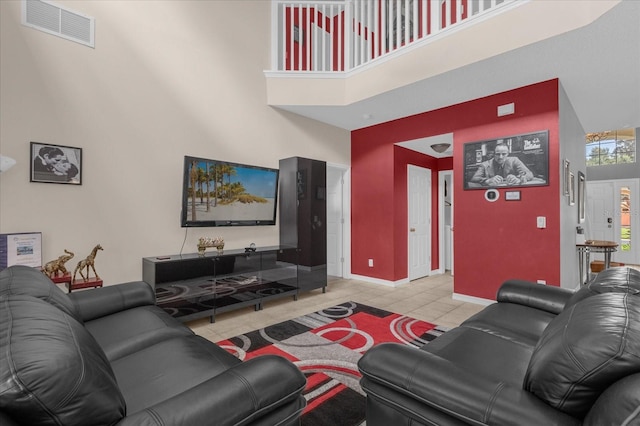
top-left (463, 130), bottom-right (549, 190)
top-left (563, 159), bottom-right (571, 196)
top-left (569, 172), bottom-right (575, 206)
top-left (577, 171), bottom-right (586, 223)
top-left (505, 190), bottom-right (521, 201)
top-left (30, 142), bottom-right (82, 185)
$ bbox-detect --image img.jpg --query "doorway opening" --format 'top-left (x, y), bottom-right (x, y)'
top-left (326, 163), bottom-right (351, 279)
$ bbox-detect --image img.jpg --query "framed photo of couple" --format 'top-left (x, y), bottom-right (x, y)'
top-left (30, 142), bottom-right (82, 185)
top-left (463, 130), bottom-right (549, 190)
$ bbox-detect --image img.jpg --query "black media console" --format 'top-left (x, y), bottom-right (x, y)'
top-left (143, 246), bottom-right (301, 323)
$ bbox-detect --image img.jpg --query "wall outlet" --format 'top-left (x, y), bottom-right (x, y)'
top-left (537, 280), bottom-right (546, 285)
top-left (368, 259), bottom-right (374, 267)
top-left (537, 216), bottom-right (546, 228)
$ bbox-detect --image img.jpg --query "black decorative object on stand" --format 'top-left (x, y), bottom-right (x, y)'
top-left (279, 157), bottom-right (327, 294)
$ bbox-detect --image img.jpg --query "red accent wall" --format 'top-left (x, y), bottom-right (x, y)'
top-left (351, 79), bottom-right (560, 298)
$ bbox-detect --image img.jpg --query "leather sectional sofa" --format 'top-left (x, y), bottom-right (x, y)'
top-left (358, 267), bottom-right (640, 426)
top-left (0, 265), bottom-right (306, 425)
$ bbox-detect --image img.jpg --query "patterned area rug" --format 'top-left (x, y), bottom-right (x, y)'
top-left (216, 301), bottom-right (448, 426)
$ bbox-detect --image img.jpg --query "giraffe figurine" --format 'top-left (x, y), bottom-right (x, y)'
top-left (72, 244), bottom-right (103, 282)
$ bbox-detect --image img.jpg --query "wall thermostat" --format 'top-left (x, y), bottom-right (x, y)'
top-left (485, 189), bottom-right (500, 202)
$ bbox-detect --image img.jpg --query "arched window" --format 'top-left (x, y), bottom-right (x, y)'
top-left (586, 128), bottom-right (636, 166)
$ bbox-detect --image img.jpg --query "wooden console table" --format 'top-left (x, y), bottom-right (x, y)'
top-left (576, 240), bottom-right (618, 286)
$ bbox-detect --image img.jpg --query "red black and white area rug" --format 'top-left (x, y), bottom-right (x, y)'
top-left (216, 301), bottom-right (447, 426)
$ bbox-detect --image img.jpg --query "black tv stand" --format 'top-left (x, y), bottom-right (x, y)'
top-left (142, 246), bottom-right (300, 323)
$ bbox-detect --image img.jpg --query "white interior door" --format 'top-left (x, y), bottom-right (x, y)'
top-left (586, 181), bottom-right (615, 243)
top-left (326, 166), bottom-right (344, 277)
top-left (408, 165), bottom-right (431, 280)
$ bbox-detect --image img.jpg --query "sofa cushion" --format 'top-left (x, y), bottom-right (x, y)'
top-left (0, 295), bottom-right (125, 425)
top-left (583, 373), bottom-right (640, 426)
top-left (84, 304), bottom-right (194, 361)
top-left (461, 302), bottom-right (556, 347)
top-left (524, 293), bottom-right (640, 418)
top-left (0, 264), bottom-right (82, 322)
top-left (110, 334), bottom-right (241, 414)
top-left (422, 326), bottom-right (535, 387)
top-left (566, 266), bottom-right (640, 309)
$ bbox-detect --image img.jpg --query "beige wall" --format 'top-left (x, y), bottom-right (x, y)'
top-left (0, 0), bottom-right (350, 284)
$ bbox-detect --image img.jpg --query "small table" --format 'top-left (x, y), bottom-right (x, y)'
top-left (576, 240), bottom-right (618, 286)
top-left (66, 277), bottom-right (103, 293)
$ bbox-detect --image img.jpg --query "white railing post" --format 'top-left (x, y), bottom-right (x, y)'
top-left (412, 0), bottom-right (418, 41)
top-left (344, 0), bottom-right (351, 70)
top-left (271, 0), bottom-right (279, 70)
top-left (421, 0), bottom-right (427, 37)
top-left (306, 2), bottom-right (311, 71)
top-left (431, 0), bottom-right (440, 34)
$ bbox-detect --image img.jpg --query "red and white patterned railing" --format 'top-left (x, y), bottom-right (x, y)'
top-left (270, 0), bottom-right (521, 73)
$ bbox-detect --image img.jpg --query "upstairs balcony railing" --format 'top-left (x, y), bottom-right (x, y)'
top-left (270, 0), bottom-right (519, 73)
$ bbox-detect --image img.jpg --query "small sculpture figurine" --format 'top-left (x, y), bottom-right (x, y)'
top-left (197, 237), bottom-right (225, 256)
top-left (43, 249), bottom-right (75, 278)
top-left (72, 244), bottom-right (103, 282)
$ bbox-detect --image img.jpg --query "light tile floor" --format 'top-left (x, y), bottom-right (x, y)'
top-left (188, 272), bottom-right (487, 343)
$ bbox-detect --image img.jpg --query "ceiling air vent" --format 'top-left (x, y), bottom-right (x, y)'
top-left (22, 0), bottom-right (95, 48)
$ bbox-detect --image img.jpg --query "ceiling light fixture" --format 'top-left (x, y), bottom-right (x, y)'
top-left (430, 143), bottom-right (451, 153)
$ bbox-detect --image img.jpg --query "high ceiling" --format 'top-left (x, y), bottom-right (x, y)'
top-left (276, 0), bottom-right (640, 156)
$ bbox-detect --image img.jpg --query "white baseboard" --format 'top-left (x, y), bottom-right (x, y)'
top-left (452, 292), bottom-right (495, 306)
top-left (349, 274), bottom-right (409, 287)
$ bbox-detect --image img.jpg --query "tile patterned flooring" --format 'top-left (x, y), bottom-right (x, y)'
top-left (187, 272), bottom-right (487, 343)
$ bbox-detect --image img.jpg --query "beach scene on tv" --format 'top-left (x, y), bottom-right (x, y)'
top-left (185, 159), bottom-right (277, 224)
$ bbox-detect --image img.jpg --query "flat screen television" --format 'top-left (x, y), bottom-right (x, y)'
top-left (181, 156), bottom-right (279, 227)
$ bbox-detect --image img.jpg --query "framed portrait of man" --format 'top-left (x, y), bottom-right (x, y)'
top-left (463, 130), bottom-right (549, 190)
top-left (30, 142), bottom-right (82, 185)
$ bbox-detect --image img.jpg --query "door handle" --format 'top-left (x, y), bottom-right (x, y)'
top-left (410, 228), bottom-right (416, 232)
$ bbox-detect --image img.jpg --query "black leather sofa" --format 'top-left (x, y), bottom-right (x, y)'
top-left (0, 265), bottom-right (306, 426)
top-left (358, 267), bottom-right (640, 426)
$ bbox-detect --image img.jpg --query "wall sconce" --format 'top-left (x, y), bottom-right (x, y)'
top-left (0, 155), bottom-right (17, 173)
top-left (430, 143), bottom-right (451, 153)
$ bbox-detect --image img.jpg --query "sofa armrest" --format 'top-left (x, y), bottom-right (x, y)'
top-left (497, 279), bottom-right (574, 314)
top-left (359, 343), bottom-right (579, 426)
top-left (69, 281), bottom-right (156, 322)
top-left (116, 355), bottom-right (306, 426)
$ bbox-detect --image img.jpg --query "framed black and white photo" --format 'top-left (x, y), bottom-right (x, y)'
top-left (577, 171), bottom-right (586, 223)
top-left (463, 130), bottom-right (549, 190)
top-left (30, 142), bottom-right (82, 185)
top-left (563, 159), bottom-right (571, 196)
top-left (569, 172), bottom-right (575, 206)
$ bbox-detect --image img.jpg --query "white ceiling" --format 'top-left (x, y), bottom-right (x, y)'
top-left (276, 1), bottom-right (640, 157)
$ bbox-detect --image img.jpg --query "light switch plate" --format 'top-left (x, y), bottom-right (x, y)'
top-left (537, 216), bottom-right (546, 228)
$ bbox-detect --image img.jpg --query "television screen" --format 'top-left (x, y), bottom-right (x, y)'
top-left (181, 156), bottom-right (279, 227)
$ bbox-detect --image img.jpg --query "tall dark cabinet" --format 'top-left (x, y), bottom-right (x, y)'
top-left (279, 157), bottom-right (327, 293)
